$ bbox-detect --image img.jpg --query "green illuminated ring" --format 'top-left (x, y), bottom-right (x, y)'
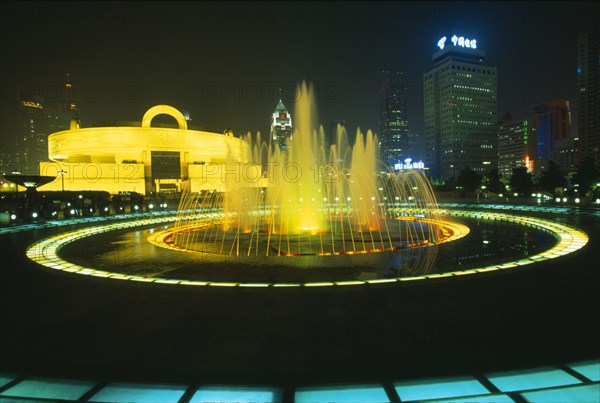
top-left (25, 210), bottom-right (589, 288)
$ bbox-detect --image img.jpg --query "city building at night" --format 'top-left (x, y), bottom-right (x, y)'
top-left (379, 70), bottom-right (414, 169)
top-left (14, 95), bottom-right (46, 175)
top-left (532, 100), bottom-right (573, 174)
top-left (577, 28), bottom-right (600, 164)
top-left (497, 113), bottom-right (538, 178)
top-left (270, 98), bottom-right (292, 150)
top-left (424, 35), bottom-right (498, 179)
top-left (39, 105), bottom-right (251, 195)
top-left (8, 76), bottom-right (79, 175)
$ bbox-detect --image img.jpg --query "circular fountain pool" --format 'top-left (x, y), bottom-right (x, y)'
top-left (26, 209), bottom-right (587, 287)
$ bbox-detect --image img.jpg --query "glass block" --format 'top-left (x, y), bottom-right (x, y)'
top-left (521, 383), bottom-right (600, 402)
top-left (568, 360), bottom-right (600, 381)
top-left (0, 377), bottom-right (95, 400)
top-left (486, 367), bottom-right (581, 392)
top-left (295, 384), bottom-right (389, 402)
top-left (0, 373), bottom-right (18, 389)
top-left (423, 392), bottom-right (515, 402)
top-left (394, 376), bottom-right (488, 401)
top-left (89, 382), bottom-right (187, 403)
top-left (190, 385), bottom-right (282, 403)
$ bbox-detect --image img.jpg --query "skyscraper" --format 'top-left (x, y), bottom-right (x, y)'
top-left (532, 100), bottom-right (572, 174)
top-left (497, 113), bottom-right (537, 178)
top-left (577, 28), bottom-right (600, 163)
top-left (11, 75), bottom-right (79, 175)
top-left (270, 98), bottom-right (292, 150)
top-left (16, 95), bottom-right (47, 174)
top-left (379, 71), bottom-right (412, 169)
top-left (423, 35), bottom-right (497, 179)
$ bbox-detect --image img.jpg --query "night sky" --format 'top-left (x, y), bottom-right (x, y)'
top-left (1, 1), bottom-right (598, 145)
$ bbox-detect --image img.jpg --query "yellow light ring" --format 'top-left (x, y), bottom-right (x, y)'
top-left (147, 216), bottom-right (470, 255)
top-left (25, 210), bottom-right (589, 288)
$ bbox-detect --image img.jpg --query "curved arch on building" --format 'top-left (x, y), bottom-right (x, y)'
top-left (42, 105), bottom-right (255, 195)
top-left (141, 105), bottom-right (188, 130)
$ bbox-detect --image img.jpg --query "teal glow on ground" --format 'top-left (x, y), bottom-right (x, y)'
top-left (1, 360), bottom-right (598, 402)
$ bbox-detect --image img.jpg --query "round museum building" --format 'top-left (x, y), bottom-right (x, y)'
top-left (40, 105), bottom-right (252, 195)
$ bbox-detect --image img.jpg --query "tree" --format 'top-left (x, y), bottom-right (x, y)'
top-left (483, 168), bottom-right (505, 194)
top-left (509, 167), bottom-right (534, 197)
top-left (431, 177), bottom-right (455, 192)
top-left (457, 167), bottom-right (482, 193)
top-left (573, 156), bottom-right (600, 196)
top-left (539, 160), bottom-right (567, 194)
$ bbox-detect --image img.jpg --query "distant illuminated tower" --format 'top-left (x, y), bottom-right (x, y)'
top-left (577, 28), bottom-right (600, 163)
top-left (15, 95), bottom-right (45, 174)
top-left (424, 35), bottom-right (497, 179)
top-left (65, 73), bottom-right (78, 115)
top-left (497, 113), bottom-right (538, 177)
top-left (14, 74), bottom-right (80, 174)
top-left (532, 100), bottom-right (572, 174)
top-left (379, 71), bottom-right (412, 168)
top-left (271, 97), bottom-right (292, 150)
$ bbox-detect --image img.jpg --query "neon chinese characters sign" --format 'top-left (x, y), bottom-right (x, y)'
top-left (437, 35), bottom-right (477, 50)
top-left (394, 158), bottom-right (426, 171)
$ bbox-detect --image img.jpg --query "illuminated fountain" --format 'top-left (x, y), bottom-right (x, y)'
top-left (164, 83), bottom-right (458, 268)
top-left (20, 85), bottom-right (591, 287)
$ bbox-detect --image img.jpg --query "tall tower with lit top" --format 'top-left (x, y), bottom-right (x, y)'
top-left (270, 94), bottom-right (292, 150)
top-left (424, 35), bottom-right (497, 180)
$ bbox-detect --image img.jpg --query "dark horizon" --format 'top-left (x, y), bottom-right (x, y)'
top-left (1, 1), bottom-right (597, 144)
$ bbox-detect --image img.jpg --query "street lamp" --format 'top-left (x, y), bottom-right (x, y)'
top-left (58, 170), bottom-right (67, 191)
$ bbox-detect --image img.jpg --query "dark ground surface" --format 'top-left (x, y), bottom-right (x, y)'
top-left (0, 206), bottom-right (598, 386)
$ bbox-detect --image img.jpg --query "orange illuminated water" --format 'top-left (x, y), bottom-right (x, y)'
top-left (174, 82), bottom-right (444, 257)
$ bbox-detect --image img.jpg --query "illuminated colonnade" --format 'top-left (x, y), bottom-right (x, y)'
top-left (40, 105), bottom-right (251, 195)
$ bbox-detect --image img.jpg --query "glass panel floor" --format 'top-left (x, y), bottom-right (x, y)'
top-left (0, 359), bottom-right (597, 402)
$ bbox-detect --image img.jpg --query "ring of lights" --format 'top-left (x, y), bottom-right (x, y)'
top-left (25, 210), bottom-right (588, 288)
top-left (146, 216), bottom-right (470, 256)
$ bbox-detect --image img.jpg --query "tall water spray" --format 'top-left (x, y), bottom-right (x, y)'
top-left (174, 82), bottom-right (443, 258)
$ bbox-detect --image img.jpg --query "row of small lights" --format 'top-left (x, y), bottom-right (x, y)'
top-left (2, 204), bottom-right (590, 237)
top-left (528, 192), bottom-right (600, 204)
top-left (476, 182), bottom-right (600, 205)
top-left (9, 202), bottom-right (169, 222)
top-left (25, 210), bottom-right (588, 288)
top-left (492, 192), bottom-right (600, 205)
